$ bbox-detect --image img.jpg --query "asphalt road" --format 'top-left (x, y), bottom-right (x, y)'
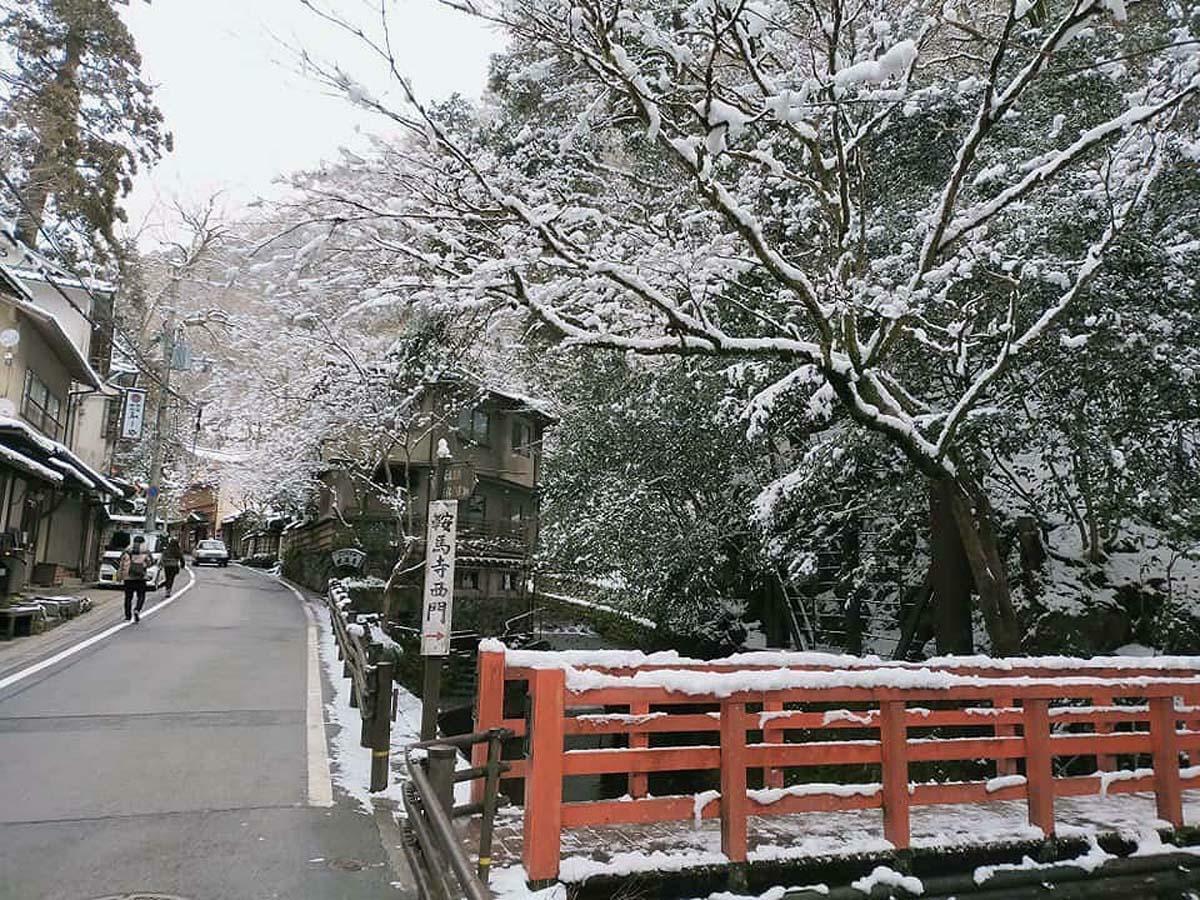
top-left (0, 566), bottom-right (407, 900)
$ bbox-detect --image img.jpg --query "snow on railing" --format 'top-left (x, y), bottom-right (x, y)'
top-left (471, 641), bottom-right (1200, 882)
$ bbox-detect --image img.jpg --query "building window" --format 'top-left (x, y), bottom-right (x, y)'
top-left (512, 418), bottom-right (533, 457)
top-left (508, 498), bottom-right (526, 523)
top-left (89, 293), bottom-right (114, 378)
top-left (501, 571), bottom-right (520, 592)
top-left (455, 568), bottom-right (480, 590)
top-left (101, 395), bottom-right (122, 438)
top-left (456, 406), bottom-right (491, 445)
top-left (21, 370), bottom-right (64, 439)
top-left (465, 492), bottom-right (486, 523)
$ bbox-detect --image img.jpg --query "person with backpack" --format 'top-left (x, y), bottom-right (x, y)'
top-left (162, 537), bottom-right (186, 597)
top-left (120, 535), bottom-right (151, 623)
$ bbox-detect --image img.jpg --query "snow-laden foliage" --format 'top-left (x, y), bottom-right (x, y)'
top-left (283, 0), bottom-right (1199, 654)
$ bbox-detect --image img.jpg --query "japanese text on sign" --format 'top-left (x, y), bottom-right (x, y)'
top-left (121, 389), bottom-right (147, 440)
top-left (421, 499), bottom-right (458, 655)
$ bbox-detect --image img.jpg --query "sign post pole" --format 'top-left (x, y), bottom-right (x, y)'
top-left (420, 453), bottom-right (455, 741)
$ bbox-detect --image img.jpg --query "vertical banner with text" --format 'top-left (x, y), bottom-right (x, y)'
top-left (121, 388), bottom-right (147, 440)
top-left (420, 499), bottom-right (458, 656)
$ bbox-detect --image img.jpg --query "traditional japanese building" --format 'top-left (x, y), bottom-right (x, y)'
top-left (283, 373), bottom-right (556, 638)
top-left (0, 263), bottom-right (119, 592)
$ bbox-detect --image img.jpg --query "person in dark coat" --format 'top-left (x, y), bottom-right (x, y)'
top-left (162, 537), bottom-right (186, 597)
top-left (119, 535), bottom-right (151, 622)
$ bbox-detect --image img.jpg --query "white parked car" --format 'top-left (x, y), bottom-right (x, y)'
top-left (98, 532), bottom-right (167, 590)
top-left (193, 539), bottom-right (230, 567)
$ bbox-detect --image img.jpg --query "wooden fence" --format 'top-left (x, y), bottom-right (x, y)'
top-left (471, 644), bottom-right (1200, 881)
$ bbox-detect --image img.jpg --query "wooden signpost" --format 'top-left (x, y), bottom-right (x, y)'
top-left (420, 442), bottom-right (458, 739)
top-left (420, 499), bottom-right (458, 656)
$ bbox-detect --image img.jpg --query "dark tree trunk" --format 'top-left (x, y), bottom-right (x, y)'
top-left (928, 479), bottom-right (974, 654)
top-left (13, 26), bottom-right (85, 248)
top-left (927, 476), bottom-right (1022, 656)
top-left (947, 477), bottom-right (1022, 656)
top-left (1016, 516), bottom-right (1046, 602)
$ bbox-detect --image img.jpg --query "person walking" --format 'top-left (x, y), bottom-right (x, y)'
top-left (162, 537), bottom-right (185, 596)
top-left (120, 535), bottom-right (151, 623)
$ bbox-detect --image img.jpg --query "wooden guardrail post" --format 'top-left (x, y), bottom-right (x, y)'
top-left (369, 656), bottom-right (395, 793)
top-left (719, 699), bottom-right (749, 865)
top-left (995, 694), bottom-right (1017, 777)
top-left (762, 699), bottom-right (784, 789)
top-left (1023, 698), bottom-right (1055, 838)
top-left (523, 667), bottom-right (565, 884)
top-left (472, 648), bottom-right (505, 805)
top-left (629, 699), bottom-right (650, 798)
top-left (879, 699), bottom-right (910, 849)
top-left (1094, 691), bottom-right (1116, 772)
top-left (428, 744), bottom-right (457, 815)
top-left (1149, 695), bottom-right (1183, 828)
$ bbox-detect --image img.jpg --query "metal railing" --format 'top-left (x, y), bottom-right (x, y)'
top-left (401, 729), bottom-right (512, 900)
top-left (326, 580), bottom-right (511, 898)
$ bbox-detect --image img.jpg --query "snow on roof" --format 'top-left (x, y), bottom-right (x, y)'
top-left (48, 457), bottom-right (95, 490)
top-left (0, 220), bottom-right (115, 293)
top-left (0, 264), bottom-right (103, 388)
top-left (482, 384), bottom-right (558, 422)
top-left (107, 513), bottom-right (165, 526)
top-left (0, 417), bottom-right (119, 495)
top-left (0, 441), bottom-right (63, 485)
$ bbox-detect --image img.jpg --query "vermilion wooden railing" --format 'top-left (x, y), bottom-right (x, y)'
top-left (471, 645), bottom-right (1200, 882)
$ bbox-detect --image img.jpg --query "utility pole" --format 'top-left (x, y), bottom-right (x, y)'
top-left (144, 316), bottom-right (177, 535)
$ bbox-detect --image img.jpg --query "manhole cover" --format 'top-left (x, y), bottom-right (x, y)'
top-left (328, 858), bottom-right (366, 872)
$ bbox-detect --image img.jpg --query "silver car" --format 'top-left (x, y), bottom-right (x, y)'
top-left (193, 539), bottom-right (230, 567)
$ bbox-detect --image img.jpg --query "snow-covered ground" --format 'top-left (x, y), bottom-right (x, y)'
top-left (486, 790), bottom-right (1200, 899)
top-left (315, 603), bottom-right (470, 812)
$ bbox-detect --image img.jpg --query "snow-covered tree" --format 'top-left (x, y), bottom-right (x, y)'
top-left (296, 0), bottom-right (1199, 653)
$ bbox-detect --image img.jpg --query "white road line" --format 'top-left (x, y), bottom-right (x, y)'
top-left (246, 568), bottom-right (335, 808)
top-left (0, 568), bottom-right (198, 692)
top-left (232, 566), bottom-right (335, 807)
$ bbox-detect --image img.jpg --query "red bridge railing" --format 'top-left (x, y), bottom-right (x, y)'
top-left (472, 644), bottom-right (1200, 882)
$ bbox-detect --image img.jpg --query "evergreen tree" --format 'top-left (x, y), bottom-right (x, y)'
top-left (0, 0), bottom-right (170, 264)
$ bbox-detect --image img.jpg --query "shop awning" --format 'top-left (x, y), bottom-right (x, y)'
top-left (0, 417), bottom-right (119, 497)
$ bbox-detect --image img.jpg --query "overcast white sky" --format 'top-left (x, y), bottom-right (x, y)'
top-left (120, 0), bottom-right (502, 242)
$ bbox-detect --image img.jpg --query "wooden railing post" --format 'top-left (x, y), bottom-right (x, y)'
top-left (1023, 698), bottom-right (1055, 837)
top-left (1094, 691), bottom-right (1116, 772)
top-left (719, 699), bottom-right (749, 864)
top-left (1150, 696), bottom-right (1184, 828)
top-left (523, 667), bottom-right (566, 884)
top-left (879, 700), bottom-right (910, 849)
top-left (762, 699), bottom-right (784, 789)
top-left (995, 694), bottom-right (1018, 777)
top-left (629, 700), bottom-right (650, 798)
top-left (472, 647), bottom-right (506, 804)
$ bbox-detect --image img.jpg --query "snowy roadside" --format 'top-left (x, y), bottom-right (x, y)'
top-left (314, 602), bottom-right (470, 813)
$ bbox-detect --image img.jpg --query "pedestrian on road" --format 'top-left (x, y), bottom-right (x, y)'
top-left (162, 537), bottom-right (185, 596)
top-left (119, 536), bottom-right (151, 623)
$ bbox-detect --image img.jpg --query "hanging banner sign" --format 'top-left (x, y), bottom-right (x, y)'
top-left (420, 499), bottom-right (458, 656)
top-left (121, 389), bottom-right (147, 439)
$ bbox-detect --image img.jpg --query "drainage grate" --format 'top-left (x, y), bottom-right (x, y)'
top-left (328, 857), bottom-right (366, 871)
top-left (91, 895), bottom-right (194, 900)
